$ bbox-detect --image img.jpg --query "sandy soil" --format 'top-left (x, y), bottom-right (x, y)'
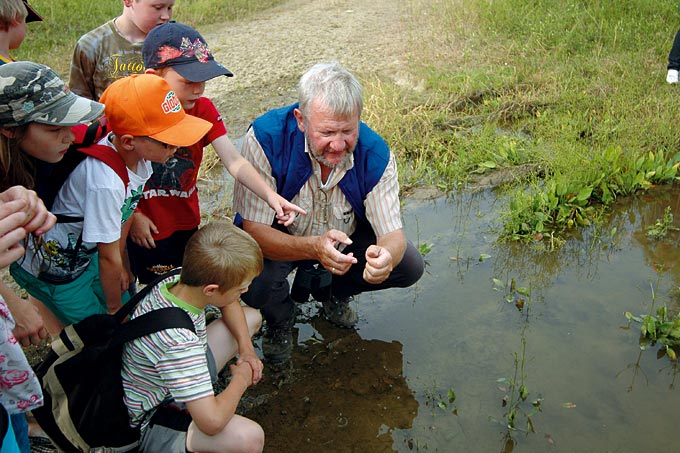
top-left (199, 0), bottom-right (412, 137)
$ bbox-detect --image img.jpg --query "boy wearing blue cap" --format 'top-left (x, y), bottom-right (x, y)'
top-left (128, 21), bottom-right (305, 284)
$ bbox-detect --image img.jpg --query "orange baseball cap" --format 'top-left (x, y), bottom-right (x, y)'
top-left (99, 74), bottom-right (211, 147)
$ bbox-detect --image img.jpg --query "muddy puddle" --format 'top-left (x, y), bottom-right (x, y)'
top-left (225, 184), bottom-right (680, 452)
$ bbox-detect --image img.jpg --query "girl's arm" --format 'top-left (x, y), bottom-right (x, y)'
top-left (212, 135), bottom-right (306, 226)
top-left (0, 280), bottom-right (46, 346)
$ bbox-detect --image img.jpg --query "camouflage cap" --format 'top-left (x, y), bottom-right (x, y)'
top-left (0, 61), bottom-right (104, 127)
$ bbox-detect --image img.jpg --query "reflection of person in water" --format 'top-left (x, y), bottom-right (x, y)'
top-left (245, 317), bottom-right (419, 452)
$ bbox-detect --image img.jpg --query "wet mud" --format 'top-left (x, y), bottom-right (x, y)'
top-left (239, 306), bottom-right (418, 453)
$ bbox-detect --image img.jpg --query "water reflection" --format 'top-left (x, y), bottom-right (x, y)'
top-left (229, 185), bottom-right (680, 451)
top-left (244, 314), bottom-right (418, 453)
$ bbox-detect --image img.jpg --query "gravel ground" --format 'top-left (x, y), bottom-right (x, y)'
top-left (198, 0), bottom-right (413, 137)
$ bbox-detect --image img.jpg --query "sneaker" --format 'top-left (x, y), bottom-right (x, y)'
top-left (322, 296), bottom-right (358, 328)
top-left (262, 326), bottom-right (293, 364)
top-left (667, 69), bottom-right (679, 84)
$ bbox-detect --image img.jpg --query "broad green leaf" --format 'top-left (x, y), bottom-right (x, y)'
top-left (576, 186), bottom-right (593, 202)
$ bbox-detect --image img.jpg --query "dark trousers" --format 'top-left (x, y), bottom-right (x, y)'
top-left (240, 224), bottom-right (425, 329)
top-left (669, 29), bottom-right (680, 70)
top-left (127, 228), bottom-right (197, 284)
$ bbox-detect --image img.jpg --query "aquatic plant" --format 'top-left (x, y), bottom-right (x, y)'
top-left (492, 277), bottom-right (530, 310)
top-left (491, 277), bottom-right (544, 442)
top-left (646, 206), bottom-right (680, 240)
top-left (625, 306), bottom-right (680, 361)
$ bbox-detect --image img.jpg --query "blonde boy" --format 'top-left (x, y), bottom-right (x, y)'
top-left (69, 0), bottom-right (174, 100)
top-left (0, 0), bottom-right (42, 65)
top-left (128, 21), bottom-right (304, 284)
top-left (122, 221), bottom-right (265, 453)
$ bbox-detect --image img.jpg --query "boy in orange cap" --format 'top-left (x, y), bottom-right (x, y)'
top-left (10, 73), bottom-right (211, 337)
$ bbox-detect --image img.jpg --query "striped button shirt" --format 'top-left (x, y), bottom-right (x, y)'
top-left (233, 127), bottom-right (403, 242)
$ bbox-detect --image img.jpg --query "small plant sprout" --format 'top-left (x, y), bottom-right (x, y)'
top-left (418, 242), bottom-right (434, 256)
top-left (645, 206), bottom-right (680, 240)
top-left (492, 277), bottom-right (531, 310)
top-left (423, 384), bottom-right (458, 417)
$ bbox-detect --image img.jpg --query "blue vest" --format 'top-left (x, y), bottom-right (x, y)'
top-left (251, 103), bottom-right (390, 223)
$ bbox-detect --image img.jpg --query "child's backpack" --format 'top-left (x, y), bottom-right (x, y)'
top-left (33, 118), bottom-right (131, 284)
top-left (39, 117), bottom-right (129, 211)
top-left (31, 269), bottom-right (195, 452)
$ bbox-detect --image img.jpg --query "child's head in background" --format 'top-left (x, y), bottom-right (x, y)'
top-left (143, 21), bottom-right (232, 110)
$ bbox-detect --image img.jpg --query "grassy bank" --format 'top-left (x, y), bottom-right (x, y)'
top-left (367, 0), bottom-right (680, 240)
top-left (18, 0), bottom-right (680, 242)
top-left (15, 0), bottom-right (285, 77)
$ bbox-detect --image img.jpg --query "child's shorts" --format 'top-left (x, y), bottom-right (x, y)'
top-left (127, 228), bottom-right (197, 285)
top-left (139, 347), bottom-right (217, 453)
top-left (9, 256), bottom-right (129, 325)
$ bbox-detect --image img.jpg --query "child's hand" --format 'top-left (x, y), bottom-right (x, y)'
top-left (11, 298), bottom-right (48, 347)
top-left (229, 361), bottom-right (254, 388)
top-left (270, 194), bottom-right (306, 227)
top-left (129, 212), bottom-right (158, 249)
top-left (0, 186), bottom-right (56, 237)
top-left (237, 351), bottom-right (264, 385)
top-left (0, 200), bottom-right (30, 268)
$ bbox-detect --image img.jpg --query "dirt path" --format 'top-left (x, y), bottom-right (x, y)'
top-left (199, 0), bottom-right (412, 137)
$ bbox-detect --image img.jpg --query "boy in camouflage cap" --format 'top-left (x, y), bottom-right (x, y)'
top-left (0, 61), bottom-right (102, 127)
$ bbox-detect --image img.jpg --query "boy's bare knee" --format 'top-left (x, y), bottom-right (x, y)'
top-left (244, 307), bottom-right (262, 337)
top-left (237, 423), bottom-right (265, 453)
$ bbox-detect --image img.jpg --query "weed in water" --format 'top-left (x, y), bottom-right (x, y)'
top-left (625, 306), bottom-right (680, 361)
top-left (490, 279), bottom-right (546, 442)
top-left (645, 206), bottom-right (680, 240)
top-left (492, 277), bottom-right (530, 310)
top-left (423, 384), bottom-right (458, 417)
top-left (625, 273), bottom-right (680, 362)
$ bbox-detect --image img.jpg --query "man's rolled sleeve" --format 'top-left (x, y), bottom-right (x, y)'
top-left (233, 129), bottom-right (277, 225)
top-left (365, 153), bottom-right (402, 237)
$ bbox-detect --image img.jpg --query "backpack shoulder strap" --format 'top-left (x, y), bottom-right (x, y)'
top-left (112, 268), bottom-right (194, 344)
top-left (77, 144), bottom-right (130, 187)
top-left (117, 307), bottom-right (196, 346)
top-left (115, 268), bottom-right (183, 322)
top-left (71, 117), bottom-right (108, 146)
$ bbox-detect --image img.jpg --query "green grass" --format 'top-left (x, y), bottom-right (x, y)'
top-left (15, 0), bottom-right (286, 77)
top-left (18, 0), bottom-right (680, 242)
top-left (365, 0), bottom-right (680, 241)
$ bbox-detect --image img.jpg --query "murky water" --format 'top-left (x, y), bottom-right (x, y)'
top-left (237, 185), bottom-right (680, 452)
